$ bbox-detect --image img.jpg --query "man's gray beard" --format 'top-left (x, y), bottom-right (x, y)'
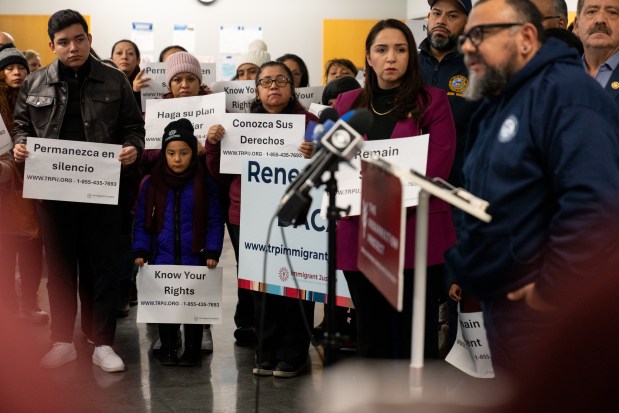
top-left (464, 64), bottom-right (512, 101)
top-left (428, 32), bottom-right (457, 51)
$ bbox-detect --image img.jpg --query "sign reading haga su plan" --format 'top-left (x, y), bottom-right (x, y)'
top-left (144, 93), bottom-right (226, 149)
top-left (23, 137), bottom-right (122, 205)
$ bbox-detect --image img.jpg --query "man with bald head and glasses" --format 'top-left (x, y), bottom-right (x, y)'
top-left (445, 0), bottom-right (619, 377)
top-left (531, 0), bottom-right (568, 29)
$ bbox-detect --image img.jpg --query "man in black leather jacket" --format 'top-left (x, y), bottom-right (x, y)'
top-left (12, 9), bottom-right (144, 373)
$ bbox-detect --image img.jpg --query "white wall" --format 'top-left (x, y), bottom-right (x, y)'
top-left (408, 0), bottom-right (580, 18)
top-left (2, 0), bottom-right (408, 85)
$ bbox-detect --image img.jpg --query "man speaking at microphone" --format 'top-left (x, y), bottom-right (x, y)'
top-left (445, 0), bottom-right (619, 376)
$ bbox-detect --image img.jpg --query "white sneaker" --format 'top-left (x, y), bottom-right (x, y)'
top-left (92, 345), bottom-right (125, 373)
top-left (40, 342), bottom-right (77, 369)
top-left (202, 325), bottom-right (213, 354)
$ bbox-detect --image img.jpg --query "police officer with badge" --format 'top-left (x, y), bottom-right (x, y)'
top-left (419, 0), bottom-right (479, 353)
top-left (419, 0), bottom-right (478, 191)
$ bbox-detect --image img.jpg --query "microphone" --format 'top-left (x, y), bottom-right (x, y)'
top-left (278, 109), bottom-right (372, 226)
top-left (304, 107), bottom-right (339, 148)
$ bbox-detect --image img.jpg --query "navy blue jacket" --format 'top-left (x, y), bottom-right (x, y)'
top-left (133, 171), bottom-right (225, 265)
top-left (445, 39), bottom-right (619, 302)
top-left (604, 63), bottom-right (619, 107)
top-left (419, 39), bottom-right (480, 187)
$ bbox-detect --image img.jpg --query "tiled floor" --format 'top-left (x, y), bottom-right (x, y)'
top-left (3, 230), bottom-right (499, 412)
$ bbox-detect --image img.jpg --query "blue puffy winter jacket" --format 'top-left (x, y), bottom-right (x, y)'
top-left (133, 172), bottom-right (224, 265)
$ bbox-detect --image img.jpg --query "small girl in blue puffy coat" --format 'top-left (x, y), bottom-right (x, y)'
top-left (133, 118), bottom-right (224, 366)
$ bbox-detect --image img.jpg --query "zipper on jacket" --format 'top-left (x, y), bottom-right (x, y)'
top-left (174, 190), bottom-right (181, 264)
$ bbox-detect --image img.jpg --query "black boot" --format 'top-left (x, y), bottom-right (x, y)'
top-left (179, 325), bottom-right (202, 366)
top-left (158, 324), bottom-right (181, 365)
top-left (159, 345), bottom-right (178, 366)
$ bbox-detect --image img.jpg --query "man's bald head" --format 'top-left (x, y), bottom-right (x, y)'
top-left (531, 0), bottom-right (568, 29)
top-left (0, 32), bottom-right (15, 46)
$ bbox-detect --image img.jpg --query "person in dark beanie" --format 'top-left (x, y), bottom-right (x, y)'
top-left (0, 43), bottom-right (30, 77)
top-left (321, 76), bottom-right (361, 105)
top-left (12, 9), bottom-right (145, 373)
top-left (0, 43), bottom-right (49, 326)
top-left (133, 119), bottom-right (224, 366)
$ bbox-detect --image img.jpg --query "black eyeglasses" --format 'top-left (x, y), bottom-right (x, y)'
top-left (257, 76), bottom-right (290, 88)
top-left (457, 23), bottom-right (524, 50)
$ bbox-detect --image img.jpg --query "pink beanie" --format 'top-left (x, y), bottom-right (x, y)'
top-left (165, 51), bottom-right (202, 86)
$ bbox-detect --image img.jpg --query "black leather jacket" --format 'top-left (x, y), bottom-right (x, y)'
top-left (12, 56), bottom-right (144, 151)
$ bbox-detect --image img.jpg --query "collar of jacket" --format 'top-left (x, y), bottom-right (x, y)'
top-left (45, 55), bottom-right (107, 85)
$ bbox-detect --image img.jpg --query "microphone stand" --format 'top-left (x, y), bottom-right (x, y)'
top-left (324, 163), bottom-right (349, 366)
top-left (277, 110), bottom-right (371, 367)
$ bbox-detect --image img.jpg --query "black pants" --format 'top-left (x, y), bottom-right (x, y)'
top-left (40, 200), bottom-right (120, 345)
top-left (0, 234), bottom-right (43, 312)
top-left (344, 265), bottom-right (443, 359)
top-left (159, 323), bottom-right (202, 351)
top-left (255, 293), bottom-right (314, 367)
top-left (227, 222), bottom-right (256, 328)
top-left (482, 298), bottom-right (549, 376)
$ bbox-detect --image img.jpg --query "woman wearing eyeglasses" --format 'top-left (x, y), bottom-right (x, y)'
top-left (206, 61), bottom-right (317, 377)
top-left (334, 19), bottom-right (457, 359)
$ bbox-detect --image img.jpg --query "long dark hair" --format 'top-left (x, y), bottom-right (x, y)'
top-left (0, 81), bottom-right (19, 132)
top-left (111, 39), bottom-right (141, 61)
top-left (111, 39), bottom-right (141, 82)
top-left (353, 19), bottom-right (429, 122)
top-left (158, 45), bottom-right (187, 63)
top-left (250, 61), bottom-right (303, 114)
top-left (276, 53), bottom-right (310, 87)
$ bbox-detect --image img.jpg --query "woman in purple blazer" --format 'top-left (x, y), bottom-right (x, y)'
top-left (333, 19), bottom-right (456, 359)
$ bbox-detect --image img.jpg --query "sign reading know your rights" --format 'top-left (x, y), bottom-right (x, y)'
top-left (322, 135), bottom-right (430, 217)
top-left (139, 62), bottom-right (217, 109)
top-left (295, 86), bottom-right (324, 110)
top-left (218, 113), bottom-right (306, 174)
top-left (22, 138), bottom-right (121, 205)
top-left (136, 264), bottom-right (223, 324)
top-left (144, 93), bottom-right (226, 149)
top-left (210, 80), bottom-right (255, 113)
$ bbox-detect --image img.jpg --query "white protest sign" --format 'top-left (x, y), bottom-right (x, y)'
top-left (239, 157), bottom-right (352, 305)
top-left (140, 62), bottom-right (217, 109)
top-left (219, 113), bottom-right (305, 174)
top-left (0, 115), bottom-right (11, 155)
top-left (308, 102), bottom-right (330, 118)
top-left (296, 86), bottom-right (324, 110)
top-left (322, 135), bottom-right (430, 216)
top-left (22, 138), bottom-right (121, 205)
top-left (144, 93), bottom-right (226, 149)
top-left (137, 264), bottom-right (223, 324)
top-left (210, 80), bottom-right (255, 113)
top-left (407, 19), bottom-right (428, 49)
top-left (445, 305), bottom-right (495, 378)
